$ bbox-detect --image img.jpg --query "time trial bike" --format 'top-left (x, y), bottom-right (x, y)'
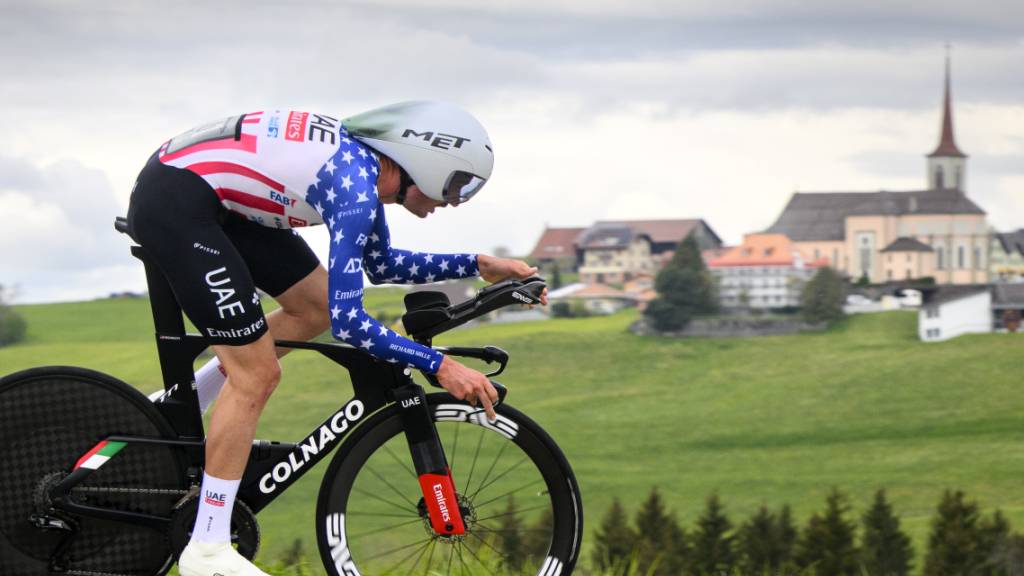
top-left (0, 217), bottom-right (582, 576)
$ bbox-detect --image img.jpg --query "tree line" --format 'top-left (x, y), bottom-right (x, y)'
top-left (591, 487), bottom-right (1023, 575)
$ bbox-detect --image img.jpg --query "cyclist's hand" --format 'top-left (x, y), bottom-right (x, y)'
top-left (436, 355), bottom-right (498, 421)
top-left (477, 254), bottom-right (537, 284)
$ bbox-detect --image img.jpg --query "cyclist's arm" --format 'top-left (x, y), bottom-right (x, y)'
top-left (327, 240), bottom-right (445, 373)
top-left (363, 207), bottom-right (479, 285)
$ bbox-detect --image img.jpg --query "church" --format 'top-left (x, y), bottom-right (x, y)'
top-left (765, 56), bottom-right (990, 285)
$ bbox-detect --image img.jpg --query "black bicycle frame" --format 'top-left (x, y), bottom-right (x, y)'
top-left (50, 242), bottom-right (435, 523)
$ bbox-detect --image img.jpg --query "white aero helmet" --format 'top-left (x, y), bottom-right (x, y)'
top-left (343, 101), bottom-right (493, 205)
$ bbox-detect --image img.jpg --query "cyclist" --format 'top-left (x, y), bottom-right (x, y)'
top-left (125, 101), bottom-right (545, 576)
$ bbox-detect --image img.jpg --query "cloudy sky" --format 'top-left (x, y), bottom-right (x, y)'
top-left (2, 0), bottom-right (1022, 303)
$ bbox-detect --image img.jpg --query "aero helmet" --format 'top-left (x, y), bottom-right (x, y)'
top-left (343, 101), bottom-right (493, 205)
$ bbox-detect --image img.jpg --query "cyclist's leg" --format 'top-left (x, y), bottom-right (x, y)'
top-left (266, 265), bottom-right (330, 352)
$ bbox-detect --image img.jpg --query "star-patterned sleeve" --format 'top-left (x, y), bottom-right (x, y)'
top-left (308, 137), bottom-right (445, 374)
top-left (362, 207), bottom-right (479, 285)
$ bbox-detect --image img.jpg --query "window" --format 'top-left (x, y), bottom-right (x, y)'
top-left (832, 249), bottom-right (839, 267)
top-left (937, 247), bottom-right (945, 269)
top-left (887, 270), bottom-right (893, 280)
top-left (974, 246), bottom-right (982, 270)
top-left (907, 269), bottom-right (913, 279)
top-left (935, 165), bottom-right (944, 188)
top-left (958, 245), bottom-right (965, 269)
top-left (926, 307), bottom-right (940, 319)
top-left (814, 248), bottom-right (820, 260)
top-left (906, 253), bottom-right (912, 262)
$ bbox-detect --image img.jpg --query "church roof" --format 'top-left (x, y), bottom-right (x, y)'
top-left (765, 189), bottom-right (985, 242)
top-left (881, 237), bottom-right (934, 253)
top-left (995, 229), bottom-right (1024, 256)
top-left (928, 53), bottom-right (967, 158)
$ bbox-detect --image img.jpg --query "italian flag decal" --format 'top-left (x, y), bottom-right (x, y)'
top-left (74, 440), bottom-right (127, 471)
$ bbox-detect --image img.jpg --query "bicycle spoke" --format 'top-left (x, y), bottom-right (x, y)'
top-left (404, 537), bottom-right (432, 576)
top-left (382, 538), bottom-right (432, 575)
top-left (359, 536), bottom-right (434, 563)
top-left (466, 434), bottom-right (509, 498)
top-left (468, 450), bottom-right (522, 501)
top-left (352, 485), bottom-right (417, 515)
top-left (447, 542), bottom-right (455, 575)
top-left (382, 442), bottom-right (417, 480)
top-left (362, 463), bottom-right (419, 510)
top-left (476, 521), bottom-right (551, 534)
top-left (349, 517), bottom-right (424, 541)
top-left (424, 538), bottom-right (437, 573)
top-left (463, 426), bottom-right (486, 496)
top-left (474, 476), bottom-right (543, 509)
top-left (345, 510), bottom-right (418, 518)
top-left (461, 534), bottom-right (497, 571)
top-left (468, 528), bottom-right (510, 562)
top-left (456, 541), bottom-right (471, 576)
top-left (475, 502), bottom-right (551, 523)
top-left (448, 421), bottom-right (461, 474)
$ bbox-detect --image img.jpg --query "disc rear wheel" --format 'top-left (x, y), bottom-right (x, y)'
top-left (0, 367), bottom-right (187, 576)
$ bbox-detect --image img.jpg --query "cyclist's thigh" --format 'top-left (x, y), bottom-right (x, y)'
top-left (126, 156), bottom-right (268, 345)
top-left (221, 213), bottom-right (321, 299)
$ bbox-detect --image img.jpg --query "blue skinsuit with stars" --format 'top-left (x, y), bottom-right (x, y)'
top-left (304, 132), bottom-right (478, 374)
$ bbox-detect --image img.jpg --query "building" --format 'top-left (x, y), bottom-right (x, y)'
top-left (990, 229), bottom-right (1024, 282)
top-left (708, 233), bottom-right (825, 309)
top-left (918, 283), bottom-right (1024, 341)
top-left (548, 282), bottom-right (638, 315)
top-left (575, 219), bottom-right (721, 284)
top-left (529, 219), bottom-right (723, 283)
top-left (765, 55), bottom-right (990, 286)
top-left (527, 226), bottom-right (585, 271)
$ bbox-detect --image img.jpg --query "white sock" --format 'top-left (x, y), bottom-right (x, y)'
top-left (191, 473), bottom-right (239, 543)
top-left (195, 357), bottom-right (228, 414)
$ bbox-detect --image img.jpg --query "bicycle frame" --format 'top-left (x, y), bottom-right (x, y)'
top-left (50, 242), bottom-right (467, 535)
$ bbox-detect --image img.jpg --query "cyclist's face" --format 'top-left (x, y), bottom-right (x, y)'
top-left (402, 185), bottom-right (446, 219)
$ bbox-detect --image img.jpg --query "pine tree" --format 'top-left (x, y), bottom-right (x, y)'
top-left (690, 493), bottom-right (735, 575)
top-left (522, 506), bottom-right (554, 565)
top-left (645, 234), bottom-right (718, 331)
top-left (497, 495), bottom-right (525, 572)
top-left (796, 488), bottom-right (860, 576)
top-left (738, 505), bottom-right (794, 574)
top-left (860, 489), bottom-right (913, 576)
top-left (924, 489), bottom-right (982, 575)
top-left (976, 510), bottom-right (1012, 576)
top-left (634, 487), bottom-right (685, 575)
top-left (592, 498), bottom-right (637, 575)
top-left (777, 504), bottom-right (798, 569)
top-left (800, 266), bottom-right (845, 325)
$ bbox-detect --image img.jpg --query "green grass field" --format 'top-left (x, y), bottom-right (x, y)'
top-left (2, 296), bottom-right (1021, 574)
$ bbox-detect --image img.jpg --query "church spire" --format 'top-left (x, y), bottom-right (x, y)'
top-left (926, 48), bottom-right (968, 191)
top-left (928, 47), bottom-right (966, 159)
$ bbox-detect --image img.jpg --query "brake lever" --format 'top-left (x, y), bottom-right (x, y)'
top-left (436, 345), bottom-right (509, 377)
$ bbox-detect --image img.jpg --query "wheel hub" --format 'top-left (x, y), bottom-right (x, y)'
top-left (416, 492), bottom-right (477, 542)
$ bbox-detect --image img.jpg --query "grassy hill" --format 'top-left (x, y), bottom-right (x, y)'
top-left (2, 297), bottom-right (1022, 573)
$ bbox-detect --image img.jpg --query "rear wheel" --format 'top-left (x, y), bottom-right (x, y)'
top-left (316, 395), bottom-right (582, 575)
top-left (0, 367), bottom-right (187, 576)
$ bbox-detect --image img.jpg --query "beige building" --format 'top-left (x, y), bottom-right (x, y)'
top-left (765, 56), bottom-right (989, 285)
top-left (991, 230), bottom-right (1024, 281)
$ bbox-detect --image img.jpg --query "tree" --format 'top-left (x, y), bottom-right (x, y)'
top-left (860, 489), bottom-right (914, 576)
top-left (497, 495), bottom-right (525, 572)
top-left (551, 263), bottom-right (564, 290)
top-left (0, 283), bottom-right (27, 347)
top-left (796, 488), bottom-right (860, 576)
top-left (644, 235), bottom-right (718, 331)
top-left (738, 505), bottom-right (795, 574)
top-left (977, 510), bottom-right (1012, 576)
top-left (924, 489), bottom-right (982, 575)
top-left (800, 267), bottom-right (845, 325)
top-left (690, 493), bottom-right (735, 575)
top-left (592, 498), bottom-right (637, 574)
top-left (633, 487), bottom-right (688, 575)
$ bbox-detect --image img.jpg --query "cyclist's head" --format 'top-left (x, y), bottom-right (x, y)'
top-left (343, 101), bottom-right (493, 207)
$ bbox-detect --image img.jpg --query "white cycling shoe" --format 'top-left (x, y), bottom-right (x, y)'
top-left (178, 541), bottom-right (269, 576)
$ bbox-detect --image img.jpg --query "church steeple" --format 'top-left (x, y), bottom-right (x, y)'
top-left (927, 48), bottom-right (967, 190)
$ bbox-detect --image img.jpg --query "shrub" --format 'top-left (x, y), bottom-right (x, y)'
top-left (800, 267), bottom-right (845, 325)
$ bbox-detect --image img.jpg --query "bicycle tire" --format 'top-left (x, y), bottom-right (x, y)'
top-left (315, 393), bottom-right (582, 576)
top-left (0, 366), bottom-right (187, 576)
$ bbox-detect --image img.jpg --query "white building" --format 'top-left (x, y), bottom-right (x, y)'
top-left (708, 233), bottom-right (825, 309)
top-left (918, 286), bottom-right (992, 342)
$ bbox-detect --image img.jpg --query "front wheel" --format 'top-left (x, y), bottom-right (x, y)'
top-left (316, 395), bottom-right (582, 576)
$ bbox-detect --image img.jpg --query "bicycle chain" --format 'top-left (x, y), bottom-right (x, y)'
top-left (70, 486), bottom-right (188, 497)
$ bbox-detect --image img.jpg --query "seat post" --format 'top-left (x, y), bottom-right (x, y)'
top-left (130, 245), bottom-right (207, 438)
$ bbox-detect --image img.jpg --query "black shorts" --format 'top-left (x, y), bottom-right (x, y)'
top-left (126, 154), bottom-right (320, 345)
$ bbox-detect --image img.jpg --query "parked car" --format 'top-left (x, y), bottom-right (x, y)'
top-left (896, 289), bottom-right (922, 308)
top-left (845, 294), bottom-right (872, 306)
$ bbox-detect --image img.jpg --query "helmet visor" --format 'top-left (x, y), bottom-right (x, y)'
top-left (442, 170), bottom-right (486, 206)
